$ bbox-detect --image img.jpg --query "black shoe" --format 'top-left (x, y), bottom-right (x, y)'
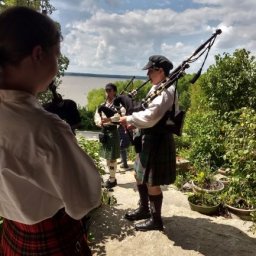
top-left (124, 207), bottom-right (151, 221)
top-left (104, 179), bottom-right (117, 189)
top-left (135, 218), bottom-right (163, 231)
top-left (120, 164), bottom-right (129, 169)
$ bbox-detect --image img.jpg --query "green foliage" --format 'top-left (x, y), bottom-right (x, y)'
top-left (174, 133), bottom-right (190, 157)
top-left (127, 145), bottom-right (136, 162)
top-left (222, 177), bottom-right (256, 209)
top-left (101, 188), bottom-right (117, 206)
top-left (115, 79), bottom-right (151, 101)
top-left (87, 88), bottom-right (105, 112)
top-left (183, 110), bottom-right (226, 168)
top-left (174, 171), bottom-right (194, 191)
top-left (188, 192), bottom-right (220, 207)
top-left (76, 135), bottom-right (105, 175)
top-left (201, 49), bottom-right (256, 114)
top-left (189, 74), bottom-right (211, 112)
top-left (177, 73), bottom-right (194, 111)
top-left (249, 212), bottom-right (256, 234)
top-left (193, 169), bottom-right (215, 188)
top-left (223, 107), bottom-right (256, 176)
top-left (78, 106), bottom-right (99, 131)
top-left (221, 108), bottom-right (256, 210)
top-left (0, 0), bottom-right (55, 14)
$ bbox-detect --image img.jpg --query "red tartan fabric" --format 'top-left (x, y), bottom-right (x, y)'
top-left (1, 209), bottom-right (92, 256)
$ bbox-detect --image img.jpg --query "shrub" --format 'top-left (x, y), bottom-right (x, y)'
top-left (76, 135), bottom-right (105, 175)
top-left (184, 110), bottom-right (226, 169)
top-left (223, 107), bottom-right (256, 177)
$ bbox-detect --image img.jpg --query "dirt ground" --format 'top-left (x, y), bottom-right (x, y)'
top-left (89, 164), bottom-right (256, 256)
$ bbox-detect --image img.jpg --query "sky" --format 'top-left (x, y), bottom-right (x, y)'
top-left (50, 0), bottom-right (256, 76)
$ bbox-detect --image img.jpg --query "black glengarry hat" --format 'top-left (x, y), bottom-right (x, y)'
top-left (142, 55), bottom-right (173, 74)
top-left (105, 83), bottom-right (117, 92)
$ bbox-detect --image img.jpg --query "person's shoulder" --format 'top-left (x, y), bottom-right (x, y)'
top-left (38, 107), bottom-right (70, 130)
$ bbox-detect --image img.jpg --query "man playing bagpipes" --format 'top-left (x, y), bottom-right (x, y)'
top-left (94, 83), bottom-right (121, 189)
top-left (119, 55), bottom-right (178, 231)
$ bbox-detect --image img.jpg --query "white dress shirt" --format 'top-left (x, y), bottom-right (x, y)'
top-left (0, 90), bottom-right (101, 224)
top-left (126, 84), bottom-right (179, 128)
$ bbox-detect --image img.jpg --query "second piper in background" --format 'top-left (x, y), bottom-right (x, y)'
top-left (94, 83), bottom-right (120, 189)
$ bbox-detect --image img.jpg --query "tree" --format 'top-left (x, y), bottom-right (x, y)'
top-left (0, 0), bottom-right (55, 13)
top-left (177, 73), bottom-right (194, 111)
top-left (201, 49), bottom-right (256, 115)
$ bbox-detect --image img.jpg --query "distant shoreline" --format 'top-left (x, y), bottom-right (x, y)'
top-left (64, 72), bottom-right (147, 80)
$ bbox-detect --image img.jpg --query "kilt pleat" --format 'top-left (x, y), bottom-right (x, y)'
top-left (140, 133), bottom-right (176, 186)
top-left (100, 127), bottom-right (120, 160)
top-left (1, 209), bottom-right (91, 256)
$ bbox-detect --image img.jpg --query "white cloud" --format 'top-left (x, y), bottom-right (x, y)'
top-left (54, 0), bottom-right (256, 75)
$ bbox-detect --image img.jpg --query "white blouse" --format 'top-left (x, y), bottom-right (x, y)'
top-left (0, 90), bottom-right (101, 224)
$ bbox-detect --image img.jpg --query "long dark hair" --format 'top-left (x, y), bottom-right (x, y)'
top-left (0, 6), bottom-right (62, 66)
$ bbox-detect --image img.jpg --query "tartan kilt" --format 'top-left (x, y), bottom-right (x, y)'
top-left (0, 209), bottom-right (92, 256)
top-left (138, 132), bottom-right (176, 186)
top-left (100, 127), bottom-right (120, 160)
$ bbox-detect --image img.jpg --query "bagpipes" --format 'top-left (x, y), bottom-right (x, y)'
top-left (98, 29), bottom-right (222, 136)
top-left (113, 29), bottom-right (222, 136)
top-left (97, 104), bottom-right (117, 118)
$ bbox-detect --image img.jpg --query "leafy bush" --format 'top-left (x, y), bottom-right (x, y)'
top-left (201, 49), bottom-right (256, 114)
top-left (78, 107), bottom-right (99, 131)
top-left (221, 108), bottom-right (256, 210)
top-left (76, 135), bottom-right (105, 175)
top-left (184, 110), bottom-right (225, 169)
top-left (223, 107), bottom-right (256, 176)
top-left (188, 192), bottom-right (220, 207)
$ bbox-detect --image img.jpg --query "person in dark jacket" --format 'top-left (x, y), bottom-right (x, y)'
top-left (43, 81), bottom-right (81, 135)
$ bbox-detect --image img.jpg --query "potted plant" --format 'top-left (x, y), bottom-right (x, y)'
top-left (188, 192), bottom-right (221, 215)
top-left (222, 177), bottom-right (256, 221)
top-left (191, 169), bottom-right (224, 194)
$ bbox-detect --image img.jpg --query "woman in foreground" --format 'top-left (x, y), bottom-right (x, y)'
top-left (0, 7), bottom-right (101, 255)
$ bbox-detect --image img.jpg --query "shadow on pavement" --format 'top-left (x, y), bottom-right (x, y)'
top-left (89, 205), bottom-right (136, 256)
top-left (163, 215), bottom-right (256, 256)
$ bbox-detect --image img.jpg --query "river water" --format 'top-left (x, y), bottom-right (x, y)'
top-left (58, 74), bottom-right (146, 107)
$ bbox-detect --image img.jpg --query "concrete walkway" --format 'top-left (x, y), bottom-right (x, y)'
top-left (89, 165), bottom-right (256, 256)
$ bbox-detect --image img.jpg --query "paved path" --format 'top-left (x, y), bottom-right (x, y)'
top-left (89, 166), bottom-right (256, 256)
top-left (77, 130), bottom-right (99, 140)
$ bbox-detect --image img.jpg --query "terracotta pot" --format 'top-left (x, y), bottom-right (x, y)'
top-left (192, 180), bottom-right (224, 194)
top-left (226, 204), bottom-right (256, 221)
